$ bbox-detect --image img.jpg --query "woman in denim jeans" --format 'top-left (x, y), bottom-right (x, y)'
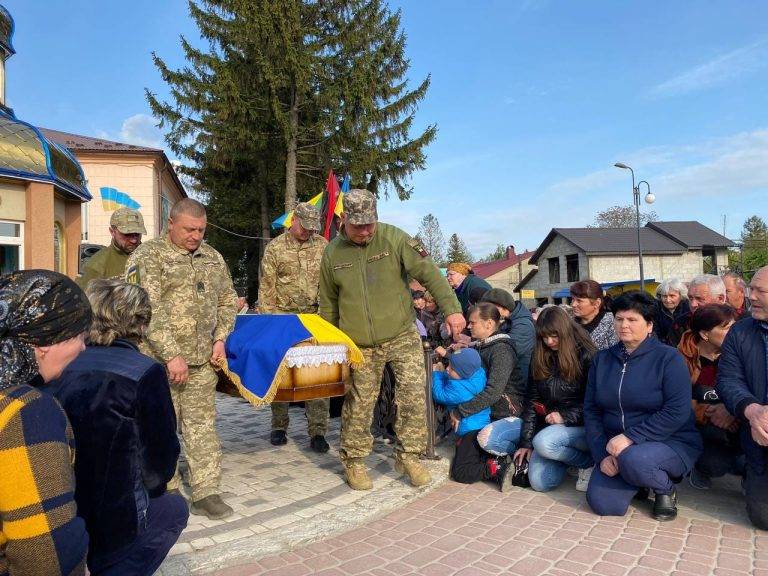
top-left (513, 307), bottom-right (597, 492)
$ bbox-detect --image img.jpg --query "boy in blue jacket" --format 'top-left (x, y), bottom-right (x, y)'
top-left (432, 348), bottom-right (514, 490)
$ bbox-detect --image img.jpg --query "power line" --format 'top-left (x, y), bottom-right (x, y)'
top-left (206, 221), bottom-right (273, 240)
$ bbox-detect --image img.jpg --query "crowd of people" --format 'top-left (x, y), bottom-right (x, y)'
top-left (427, 262), bottom-right (768, 528)
top-left (1, 189), bottom-right (767, 575)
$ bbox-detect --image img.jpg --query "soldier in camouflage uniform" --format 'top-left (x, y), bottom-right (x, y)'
top-left (77, 207), bottom-right (146, 289)
top-left (319, 189), bottom-right (466, 490)
top-left (125, 198), bottom-right (237, 520)
top-left (259, 202), bottom-right (331, 453)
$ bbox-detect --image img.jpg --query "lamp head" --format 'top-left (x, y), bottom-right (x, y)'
top-left (645, 192), bottom-right (656, 204)
top-left (614, 162), bottom-right (631, 170)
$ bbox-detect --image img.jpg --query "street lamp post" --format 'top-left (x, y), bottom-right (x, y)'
top-left (614, 163), bottom-right (656, 292)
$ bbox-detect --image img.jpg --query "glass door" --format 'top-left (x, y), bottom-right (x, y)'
top-left (0, 220), bottom-right (23, 275)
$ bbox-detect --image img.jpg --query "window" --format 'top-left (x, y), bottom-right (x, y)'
top-left (548, 257), bottom-right (560, 284)
top-left (566, 253), bottom-right (579, 282)
top-left (702, 248), bottom-right (717, 274)
top-left (160, 195), bottom-right (172, 234)
top-left (0, 220), bottom-right (23, 275)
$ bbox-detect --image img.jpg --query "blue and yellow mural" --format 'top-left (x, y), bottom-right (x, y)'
top-left (100, 186), bottom-right (140, 212)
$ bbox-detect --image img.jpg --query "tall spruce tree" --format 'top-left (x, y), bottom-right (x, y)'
top-left (446, 233), bottom-right (473, 264)
top-left (415, 214), bottom-right (446, 265)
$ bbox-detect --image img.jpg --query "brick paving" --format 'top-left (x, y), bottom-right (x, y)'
top-left (159, 394), bottom-right (765, 575)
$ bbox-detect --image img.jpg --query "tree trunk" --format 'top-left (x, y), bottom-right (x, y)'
top-left (284, 89), bottom-right (300, 212)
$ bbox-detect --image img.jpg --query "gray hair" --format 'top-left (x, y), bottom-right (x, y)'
top-left (86, 279), bottom-right (152, 346)
top-left (688, 274), bottom-right (726, 297)
top-left (721, 272), bottom-right (746, 290)
top-left (656, 277), bottom-right (688, 300)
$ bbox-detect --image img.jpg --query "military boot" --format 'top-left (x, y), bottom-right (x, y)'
top-left (343, 459), bottom-right (373, 491)
top-left (395, 455), bottom-right (432, 487)
top-left (191, 494), bottom-right (233, 520)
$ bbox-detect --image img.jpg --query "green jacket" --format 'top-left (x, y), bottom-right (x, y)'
top-left (76, 242), bottom-right (130, 289)
top-left (319, 223), bottom-right (461, 347)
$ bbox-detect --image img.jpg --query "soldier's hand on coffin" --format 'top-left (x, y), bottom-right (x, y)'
top-left (444, 313), bottom-right (467, 339)
top-left (210, 340), bottom-right (226, 365)
top-left (167, 355), bottom-right (189, 385)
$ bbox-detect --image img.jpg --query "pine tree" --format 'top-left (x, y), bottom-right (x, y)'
top-left (481, 243), bottom-right (506, 262)
top-left (415, 214), bottom-right (446, 264)
top-left (446, 233), bottom-right (473, 264)
top-left (737, 215), bottom-right (768, 279)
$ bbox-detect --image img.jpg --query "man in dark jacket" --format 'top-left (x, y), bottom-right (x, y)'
top-left (716, 265), bottom-right (768, 529)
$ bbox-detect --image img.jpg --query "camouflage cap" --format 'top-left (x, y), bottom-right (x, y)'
top-left (110, 207), bottom-right (147, 235)
top-left (343, 189), bottom-right (378, 225)
top-left (294, 202), bottom-right (321, 232)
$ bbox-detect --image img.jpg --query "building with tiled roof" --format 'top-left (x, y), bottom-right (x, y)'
top-left (471, 246), bottom-right (536, 296)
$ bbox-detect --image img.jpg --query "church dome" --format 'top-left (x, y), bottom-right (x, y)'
top-left (0, 4), bottom-right (14, 58)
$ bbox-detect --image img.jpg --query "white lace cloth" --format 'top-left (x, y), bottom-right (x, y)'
top-left (284, 344), bottom-right (349, 368)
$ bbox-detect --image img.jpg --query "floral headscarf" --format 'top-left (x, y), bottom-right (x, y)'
top-left (0, 270), bottom-right (91, 390)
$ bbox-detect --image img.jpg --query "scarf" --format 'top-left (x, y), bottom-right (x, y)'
top-left (581, 309), bottom-right (606, 334)
top-left (0, 270), bottom-right (91, 390)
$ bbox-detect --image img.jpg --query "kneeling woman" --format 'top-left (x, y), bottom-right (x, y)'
top-left (513, 307), bottom-right (596, 492)
top-left (584, 291), bottom-right (702, 521)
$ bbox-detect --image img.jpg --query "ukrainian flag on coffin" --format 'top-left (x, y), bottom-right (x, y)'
top-left (220, 314), bottom-right (363, 407)
top-left (100, 187), bottom-right (141, 212)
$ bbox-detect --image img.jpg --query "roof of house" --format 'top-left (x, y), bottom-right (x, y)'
top-left (646, 221), bottom-right (733, 249)
top-left (528, 221), bottom-right (733, 265)
top-left (471, 250), bottom-right (535, 279)
top-left (40, 127), bottom-right (187, 199)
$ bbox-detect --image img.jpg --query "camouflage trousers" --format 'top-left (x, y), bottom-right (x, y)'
top-left (271, 399), bottom-right (329, 437)
top-left (167, 362), bottom-right (221, 501)
top-left (340, 326), bottom-right (426, 464)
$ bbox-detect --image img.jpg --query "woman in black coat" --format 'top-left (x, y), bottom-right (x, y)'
top-left (654, 278), bottom-right (691, 346)
top-left (44, 279), bottom-right (188, 576)
top-left (513, 307), bottom-right (597, 492)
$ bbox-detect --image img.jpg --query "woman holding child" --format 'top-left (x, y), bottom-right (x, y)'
top-left (513, 307), bottom-right (597, 492)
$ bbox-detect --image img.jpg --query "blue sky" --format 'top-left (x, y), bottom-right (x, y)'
top-left (6, 0), bottom-right (768, 258)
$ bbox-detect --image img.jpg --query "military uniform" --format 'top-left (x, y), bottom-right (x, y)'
top-left (319, 190), bottom-right (462, 486)
top-left (77, 207), bottom-right (147, 289)
top-left (259, 215), bottom-right (329, 438)
top-left (126, 235), bottom-right (237, 501)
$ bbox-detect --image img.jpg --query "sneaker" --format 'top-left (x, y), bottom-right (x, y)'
top-left (652, 488), bottom-right (678, 521)
top-left (576, 466), bottom-right (593, 492)
top-left (688, 467), bottom-right (712, 490)
top-left (343, 460), bottom-right (373, 491)
top-left (310, 435), bottom-right (330, 453)
top-left (190, 494), bottom-right (233, 520)
top-left (270, 430), bottom-right (287, 446)
top-left (493, 457), bottom-right (514, 493)
top-left (394, 456), bottom-right (432, 487)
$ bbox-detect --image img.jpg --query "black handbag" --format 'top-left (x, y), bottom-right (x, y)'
top-left (511, 459), bottom-right (530, 488)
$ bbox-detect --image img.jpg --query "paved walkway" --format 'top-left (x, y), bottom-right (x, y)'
top-left (159, 394), bottom-right (764, 576)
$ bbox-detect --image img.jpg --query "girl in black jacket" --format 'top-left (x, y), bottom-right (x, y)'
top-left (513, 307), bottom-right (597, 492)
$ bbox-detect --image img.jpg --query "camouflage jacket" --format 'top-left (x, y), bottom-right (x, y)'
top-left (319, 222), bottom-right (461, 347)
top-left (258, 231), bottom-right (327, 314)
top-left (125, 235), bottom-right (237, 366)
top-left (76, 242), bottom-right (129, 289)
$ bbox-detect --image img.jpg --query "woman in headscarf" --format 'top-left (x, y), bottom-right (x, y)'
top-left (446, 262), bottom-right (491, 317)
top-left (0, 270), bottom-right (91, 576)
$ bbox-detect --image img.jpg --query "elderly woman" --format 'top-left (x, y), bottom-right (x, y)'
top-left (584, 291), bottom-right (702, 521)
top-left (570, 280), bottom-right (618, 350)
top-left (44, 279), bottom-right (187, 576)
top-left (677, 304), bottom-right (741, 489)
top-left (655, 277), bottom-right (691, 346)
top-left (446, 262), bottom-right (491, 316)
top-left (0, 270), bottom-right (90, 576)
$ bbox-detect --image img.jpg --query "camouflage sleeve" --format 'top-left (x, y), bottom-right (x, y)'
top-left (76, 250), bottom-right (105, 290)
top-left (125, 249), bottom-right (183, 363)
top-left (213, 257), bottom-right (237, 343)
top-left (257, 242), bottom-right (280, 314)
top-left (398, 229), bottom-right (462, 317)
top-left (318, 249), bottom-right (339, 326)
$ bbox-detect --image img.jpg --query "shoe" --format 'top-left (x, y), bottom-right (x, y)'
top-left (492, 457), bottom-right (514, 493)
top-left (576, 466), bottom-right (593, 492)
top-left (270, 430), bottom-right (287, 446)
top-left (634, 487), bottom-right (650, 501)
top-left (343, 460), bottom-right (373, 491)
top-left (395, 456), bottom-right (432, 487)
top-left (190, 494), bottom-right (234, 520)
top-left (652, 488), bottom-right (678, 521)
top-left (688, 467), bottom-right (712, 490)
top-left (310, 435), bottom-right (330, 453)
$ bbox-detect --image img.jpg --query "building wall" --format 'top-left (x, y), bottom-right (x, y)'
top-left (24, 181), bottom-right (55, 270)
top-left (524, 236), bottom-right (587, 301)
top-left (0, 180), bottom-right (26, 220)
top-left (485, 258), bottom-right (536, 297)
top-left (587, 251), bottom-right (702, 284)
top-left (76, 154), bottom-right (158, 246)
top-left (157, 160), bottom-right (186, 235)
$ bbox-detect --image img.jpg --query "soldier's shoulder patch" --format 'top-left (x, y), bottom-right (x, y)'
top-left (407, 238), bottom-right (429, 258)
top-left (125, 264), bottom-right (140, 285)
